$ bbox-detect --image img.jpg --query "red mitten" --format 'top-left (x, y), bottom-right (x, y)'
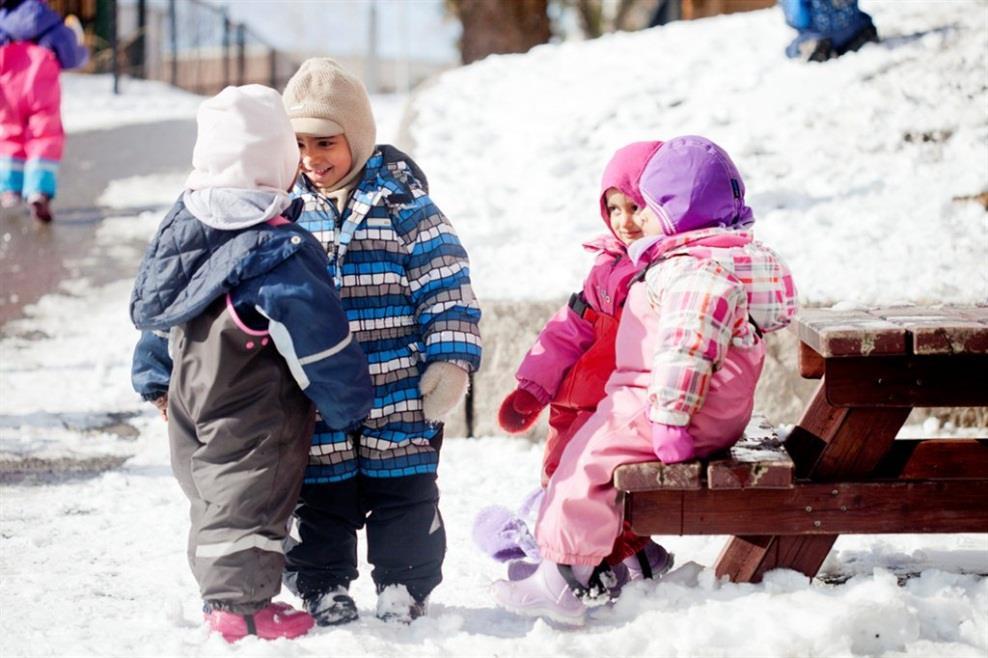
top-left (497, 388), bottom-right (545, 434)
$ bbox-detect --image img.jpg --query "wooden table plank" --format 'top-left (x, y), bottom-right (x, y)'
top-left (878, 306), bottom-right (988, 355)
top-left (871, 439), bottom-right (988, 479)
top-left (707, 416), bottom-right (793, 489)
top-left (613, 461), bottom-right (701, 491)
top-left (628, 481), bottom-right (988, 536)
top-left (795, 308), bottom-right (907, 358)
top-left (824, 354), bottom-right (988, 407)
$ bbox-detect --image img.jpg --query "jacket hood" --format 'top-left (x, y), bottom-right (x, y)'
top-left (130, 198), bottom-right (309, 330)
top-left (182, 188), bottom-right (292, 230)
top-left (582, 233), bottom-right (628, 258)
top-left (185, 85), bottom-right (299, 197)
top-left (638, 135), bottom-right (754, 236)
top-left (0, 0), bottom-right (59, 43)
top-left (598, 140), bottom-right (663, 235)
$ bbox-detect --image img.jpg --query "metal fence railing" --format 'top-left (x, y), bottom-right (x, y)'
top-left (109, 0), bottom-right (299, 96)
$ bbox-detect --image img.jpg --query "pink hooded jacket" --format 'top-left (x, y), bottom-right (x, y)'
top-left (514, 141), bottom-right (663, 406)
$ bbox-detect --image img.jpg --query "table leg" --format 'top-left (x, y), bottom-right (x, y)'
top-left (715, 535), bottom-right (838, 582)
top-left (713, 381), bottom-right (911, 582)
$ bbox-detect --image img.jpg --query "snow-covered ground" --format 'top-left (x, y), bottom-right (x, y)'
top-left (2, 1), bottom-right (987, 656)
top-left (410, 0), bottom-right (988, 305)
top-left (59, 74), bottom-right (204, 133)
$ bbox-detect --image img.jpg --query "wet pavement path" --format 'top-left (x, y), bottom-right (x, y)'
top-left (0, 118), bottom-right (195, 327)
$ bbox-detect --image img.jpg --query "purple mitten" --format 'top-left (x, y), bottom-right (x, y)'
top-left (472, 505), bottom-right (541, 562)
top-left (651, 423), bottom-right (696, 463)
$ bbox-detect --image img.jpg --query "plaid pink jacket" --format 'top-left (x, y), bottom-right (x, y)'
top-left (631, 228), bottom-right (798, 425)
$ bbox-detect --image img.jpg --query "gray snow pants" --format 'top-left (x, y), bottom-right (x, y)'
top-left (167, 298), bottom-right (314, 614)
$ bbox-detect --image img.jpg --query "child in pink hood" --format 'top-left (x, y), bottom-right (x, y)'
top-left (492, 135), bottom-right (798, 626)
top-left (477, 141), bottom-right (670, 588)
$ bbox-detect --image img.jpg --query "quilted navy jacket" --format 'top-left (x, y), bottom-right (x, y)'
top-left (130, 196), bottom-right (373, 431)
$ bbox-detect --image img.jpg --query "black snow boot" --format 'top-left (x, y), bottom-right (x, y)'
top-left (305, 586), bottom-right (358, 626)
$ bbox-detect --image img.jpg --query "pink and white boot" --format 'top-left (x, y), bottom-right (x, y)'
top-left (492, 560), bottom-right (615, 626)
top-left (204, 601), bottom-right (315, 643)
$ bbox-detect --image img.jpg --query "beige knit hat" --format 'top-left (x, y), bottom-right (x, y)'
top-left (283, 58), bottom-right (377, 191)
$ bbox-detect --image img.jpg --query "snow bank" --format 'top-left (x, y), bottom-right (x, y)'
top-left (409, 1), bottom-right (988, 305)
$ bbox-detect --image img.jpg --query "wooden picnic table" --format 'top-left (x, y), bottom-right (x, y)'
top-left (616, 306), bottom-right (988, 583)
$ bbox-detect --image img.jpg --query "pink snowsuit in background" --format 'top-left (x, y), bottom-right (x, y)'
top-left (1, 0), bottom-right (88, 201)
top-left (0, 40), bottom-right (62, 198)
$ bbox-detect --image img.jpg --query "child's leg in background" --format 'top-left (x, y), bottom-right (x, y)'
top-left (0, 43), bottom-right (29, 197)
top-left (21, 46), bottom-right (63, 200)
top-left (363, 472), bottom-right (445, 602)
top-left (284, 478), bottom-right (364, 600)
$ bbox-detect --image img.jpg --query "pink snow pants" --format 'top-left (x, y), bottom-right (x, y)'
top-left (0, 41), bottom-right (64, 198)
top-left (535, 341), bottom-right (766, 566)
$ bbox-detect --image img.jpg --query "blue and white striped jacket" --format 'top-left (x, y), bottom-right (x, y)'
top-left (294, 145), bottom-right (482, 482)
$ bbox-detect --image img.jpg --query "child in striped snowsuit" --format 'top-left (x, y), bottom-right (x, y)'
top-left (493, 135), bottom-right (797, 625)
top-left (0, 0), bottom-right (88, 221)
top-left (281, 58), bottom-right (482, 625)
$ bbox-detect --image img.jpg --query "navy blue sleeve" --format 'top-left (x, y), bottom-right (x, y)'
top-left (248, 243), bottom-right (373, 430)
top-left (131, 329), bottom-right (171, 401)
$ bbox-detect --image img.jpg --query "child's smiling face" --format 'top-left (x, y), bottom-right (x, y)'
top-left (605, 188), bottom-right (643, 244)
top-left (297, 134), bottom-right (353, 190)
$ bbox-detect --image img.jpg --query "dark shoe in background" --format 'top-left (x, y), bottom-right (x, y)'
top-left (805, 37), bottom-right (835, 62)
top-left (27, 194), bottom-right (53, 223)
top-left (838, 24), bottom-right (879, 56)
top-left (305, 586), bottom-right (359, 626)
top-left (376, 584), bottom-right (428, 623)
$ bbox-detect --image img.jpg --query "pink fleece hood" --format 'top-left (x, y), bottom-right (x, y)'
top-left (598, 140), bottom-right (664, 235)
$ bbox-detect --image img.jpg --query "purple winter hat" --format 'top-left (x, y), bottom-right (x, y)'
top-left (638, 135), bottom-right (754, 236)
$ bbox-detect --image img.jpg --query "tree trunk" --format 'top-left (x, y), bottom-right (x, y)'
top-left (451, 0), bottom-right (552, 65)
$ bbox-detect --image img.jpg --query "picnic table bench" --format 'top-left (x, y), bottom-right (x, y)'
top-left (614, 306), bottom-right (988, 583)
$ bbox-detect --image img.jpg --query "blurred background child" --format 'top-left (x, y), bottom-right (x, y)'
top-left (781, 0), bottom-right (878, 62)
top-left (0, 0), bottom-right (88, 221)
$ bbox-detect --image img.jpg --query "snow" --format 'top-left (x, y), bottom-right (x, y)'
top-left (408, 0), bottom-right (988, 305)
top-left (59, 74), bottom-right (203, 133)
top-left (2, 2), bottom-right (987, 656)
